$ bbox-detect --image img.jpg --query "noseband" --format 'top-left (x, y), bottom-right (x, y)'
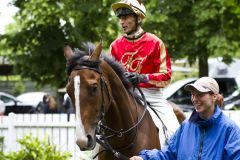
top-left (69, 58), bottom-right (148, 160)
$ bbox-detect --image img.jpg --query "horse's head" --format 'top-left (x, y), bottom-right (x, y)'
top-left (64, 42), bottom-right (108, 150)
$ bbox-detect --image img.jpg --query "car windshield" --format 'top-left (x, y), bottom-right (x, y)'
top-left (163, 78), bottom-right (196, 99)
top-left (0, 93), bottom-right (16, 103)
top-left (1, 95), bottom-right (14, 103)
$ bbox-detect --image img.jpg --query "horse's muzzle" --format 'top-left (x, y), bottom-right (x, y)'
top-left (76, 134), bottom-right (96, 151)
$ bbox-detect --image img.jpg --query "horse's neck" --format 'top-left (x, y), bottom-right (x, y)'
top-left (100, 62), bottom-right (141, 130)
top-left (105, 75), bottom-right (139, 130)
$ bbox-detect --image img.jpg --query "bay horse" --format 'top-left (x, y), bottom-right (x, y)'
top-left (64, 42), bottom-right (185, 160)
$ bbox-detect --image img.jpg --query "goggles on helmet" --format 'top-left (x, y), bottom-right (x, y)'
top-left (115, 7), bottom-right (136, 17)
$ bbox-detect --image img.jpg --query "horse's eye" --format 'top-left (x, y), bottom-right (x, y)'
top-left (90, 84), bottom-right (98, 96)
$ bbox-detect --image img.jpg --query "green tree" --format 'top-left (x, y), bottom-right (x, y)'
top-left (144, 0), bottom-right (240, 77)
top-left (1, 0), bottom-right (240, 88)
top-left (1, 0), bottom-right (117, 88)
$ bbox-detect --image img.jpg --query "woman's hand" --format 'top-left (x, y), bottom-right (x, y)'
top-left (130, 156), bottom-right (143, 160)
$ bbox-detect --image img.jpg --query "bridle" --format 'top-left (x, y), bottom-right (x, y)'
top-left (95, 83), bottom-right (148, 160)
top-left (69, 58), bottom-right (148, 160)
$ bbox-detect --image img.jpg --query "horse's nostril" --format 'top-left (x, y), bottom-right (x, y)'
top-left (87, 134), bottom-right (93, 147)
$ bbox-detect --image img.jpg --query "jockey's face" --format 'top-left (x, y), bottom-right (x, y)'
top-left (118, 14), bottom-right (138, 35)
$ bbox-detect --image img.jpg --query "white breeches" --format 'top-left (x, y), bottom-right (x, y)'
top-left (137, 88), bottom-right (180, 147)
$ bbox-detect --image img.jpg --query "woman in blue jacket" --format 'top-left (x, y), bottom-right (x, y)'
top-left (130, 77), bottom-right (240, 160)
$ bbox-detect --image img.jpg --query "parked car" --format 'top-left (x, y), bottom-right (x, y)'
top-left (224, 90), bottom-right (240, 110)
top-left (163, 77), bottom-right (239, 111)
top-left (16, 92), bottom-right (47, 108)
top-left (0, 92), bottom-right (36, 115)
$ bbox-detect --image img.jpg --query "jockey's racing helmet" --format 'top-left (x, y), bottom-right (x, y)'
top-left (112, 0), bottom-right (146, 19)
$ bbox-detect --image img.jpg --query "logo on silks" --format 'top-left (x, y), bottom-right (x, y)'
top-left (121, 51), bottom-right (146, 72)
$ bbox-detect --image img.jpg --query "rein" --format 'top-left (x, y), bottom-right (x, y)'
top-left (95, 86), bottom-right (148, 160)
top-left (98, 87), bottom-right (148, 137)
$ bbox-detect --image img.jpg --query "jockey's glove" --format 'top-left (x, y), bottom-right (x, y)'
top-left (124, 72), bottom-right (149, 86)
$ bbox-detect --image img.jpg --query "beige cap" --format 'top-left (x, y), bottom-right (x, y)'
top-left (184, 77), bottom-right (219, 94)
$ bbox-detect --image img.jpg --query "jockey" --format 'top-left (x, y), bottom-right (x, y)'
top-left (110, 0), bottom-right (180, 147)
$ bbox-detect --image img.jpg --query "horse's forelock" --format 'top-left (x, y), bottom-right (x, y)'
top-left (71, 42), bottom-right (96, 57)
top-left (66, 42), bottom-right (94, 75)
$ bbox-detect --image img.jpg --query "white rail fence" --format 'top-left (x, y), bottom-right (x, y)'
top-left (0, 111), bottom-right (239, 159)
top-left (0, 113), bottom-right (94, 160)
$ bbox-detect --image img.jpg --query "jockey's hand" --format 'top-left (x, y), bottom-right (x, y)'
top-left (124, 72), bottom-right (149, 86)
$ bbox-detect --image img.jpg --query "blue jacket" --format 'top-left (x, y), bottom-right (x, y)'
top-left (139, 107), bottom-right (240, 160)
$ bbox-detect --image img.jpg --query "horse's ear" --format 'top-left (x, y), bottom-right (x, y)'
top-left (90, 41), bottom-right (102, 61)
top-left (64, 45), bottom-right (74, 60)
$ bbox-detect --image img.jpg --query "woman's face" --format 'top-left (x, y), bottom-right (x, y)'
top-left (191, 91), bottom-right (216, 119)
top-left (118, 14), bottom-right (138, 34)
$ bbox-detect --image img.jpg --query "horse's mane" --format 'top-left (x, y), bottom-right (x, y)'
top-left (66, 42), bottom-right (131, 90)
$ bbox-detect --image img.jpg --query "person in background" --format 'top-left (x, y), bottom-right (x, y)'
top-left (130, 77), bottom-right (240, 160)
top-left (62, 93), bottom-right (74, 114)
top-left (110, 0), bottom-right (179, 146)
top-left (38, 94), bottom-right (58, 113)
